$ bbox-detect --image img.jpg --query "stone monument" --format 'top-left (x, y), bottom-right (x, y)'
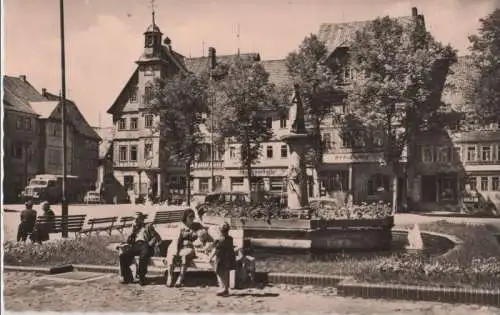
top-left (280, 84), bottom-right (312, 217)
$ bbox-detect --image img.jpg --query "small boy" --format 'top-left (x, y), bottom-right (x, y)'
top-left (209, 222), bottom-right (237, 297)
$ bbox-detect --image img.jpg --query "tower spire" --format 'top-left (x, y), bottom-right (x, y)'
top-left (150, 0), bottom-right (156, 26)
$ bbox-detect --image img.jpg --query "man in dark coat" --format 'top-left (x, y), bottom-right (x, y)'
top-left (17, 200), bottom-right (37, 242)
top-left (119, 212), bottom-right (161, 285)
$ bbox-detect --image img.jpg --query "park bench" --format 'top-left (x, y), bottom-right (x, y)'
top-left (33, 214), bottom-right (87, 237)
top-left (151, 210), bottom-right (185, 225)
top-left (120, 221), bottom-right (255, 289)
top-left (115, 216), bottom-right (135, 235)
top-left (80, 216), bottom-right (118, 236)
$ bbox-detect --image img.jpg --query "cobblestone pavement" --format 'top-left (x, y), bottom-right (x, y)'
top-left (3, 272), bottom-right (499, 314)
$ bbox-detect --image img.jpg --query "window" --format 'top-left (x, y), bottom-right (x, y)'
top-left (466, 176), bottom-right (477, 191)
top-left (144, 85), bottom-right (153, 103)
top-left (323, 133), bottom-right (332, 153)
top-left (467, 146), bottom-right (476, 161)
top-left (492, 177), bottom-right (499, 191)
top-left (497, 145), bottom-right (500, 161)
top-left (266, 117), bottom-right (273, 129)
top-left (481, 146), bottom-right (491, 161)
top-left (130, 87), bottom-right (138, 102)
top-left (343, 66), bottom-right (354, 82)
top-left (438, 146), bottom-right (451, 163)
top-left (229, 146), bottom-right (236, 159)
top-left (270, 177), bottom-right (284, 192)
top-left (130, 145), bottom-right (138, 161)
top-left (144, 114), bottom-right (154, 128)
top-left (11, 142), bottom-right (23, 159)
top-left (130, 118), bottom-right (138, 129)
top-left (123, 175), bottom-right (134, 190)
top-left (280, 116), bottom-right (287, 129)
top-left (480, 177), bottom-right (489, 191)
top-left (199, 178), bottom-right (209, 193)
top-left (144, 143), bottom-right (153, 159)
top-left (119, 146), bottom-right (127, 161)
top-left (422, 146), bottom-right (433, 163)
top-left (367, 174), bottom-right (390, 196)
top-left (24, 118), bottom-right (32, 130)
top-left (280, 145), bottom-right (288, 158)
top-left (230, 177), bottom-right (244, 192)
top-left (372, 131), bottom-right (383, 147)
top-left (118, 118), bottom-right (126, 130)
top-left (266, 145), bottom-right (273, 159)
top-left (16, 117), bottom-right (22, 129)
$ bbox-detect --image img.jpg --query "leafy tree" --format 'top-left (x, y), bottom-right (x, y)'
top-left (150, 72), bottom-right (208, 206)
top-left (347, 16), bottom-right (456, 213)
top-left (285, 34), bottom-right (345, 168)
top-left (214, 58), bottom-right (279, 200)
top-left (467, 8), bottom-right (500, 127)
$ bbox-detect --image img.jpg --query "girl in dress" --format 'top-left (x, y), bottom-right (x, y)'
top-left (209, 222), bottom-right (237, 296)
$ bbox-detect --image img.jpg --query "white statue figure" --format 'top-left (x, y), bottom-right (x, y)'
top-left (406, 223), bottom-right (424, 250)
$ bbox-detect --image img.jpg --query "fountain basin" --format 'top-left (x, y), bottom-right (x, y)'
top-left (203, 215), bottom-right (394, 251)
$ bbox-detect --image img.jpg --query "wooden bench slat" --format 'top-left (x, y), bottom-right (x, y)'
top-left (80, 216), bottom-right (118, 237)
top-left (34, 215), bottom-right (87, 236)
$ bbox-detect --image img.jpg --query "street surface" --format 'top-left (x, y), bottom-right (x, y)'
top-left (3, 203), bottom-right (500, 242)
top-left (4, 271), bottom-right (499, 314)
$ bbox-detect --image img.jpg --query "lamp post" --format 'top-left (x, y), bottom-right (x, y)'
top-left (59, 0), bottom-right (69, 238)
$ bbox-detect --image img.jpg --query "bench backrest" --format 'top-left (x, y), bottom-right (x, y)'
top-left (159, 223), bottom-right (245, 249)
top-left (153, 210), bottom-right (184, 225)
top-left (87, 217), bottom-right (118, 225)
top-left (120, 216), bottom-right (135, 223)
top-left (36, 215), bottom-right (87, 233)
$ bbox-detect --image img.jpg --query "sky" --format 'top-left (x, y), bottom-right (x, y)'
top-left (3, 0), bottom-right (500, 128)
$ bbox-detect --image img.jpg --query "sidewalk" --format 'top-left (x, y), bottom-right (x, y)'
top-left (4, 271), bottom-right (499, 314)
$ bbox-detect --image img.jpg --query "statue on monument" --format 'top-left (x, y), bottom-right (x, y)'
top-left (288, 83), bottom-right (306, 134)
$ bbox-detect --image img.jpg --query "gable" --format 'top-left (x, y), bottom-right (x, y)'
top-left (3, 75), bottom-right (46, 115)
top-left (106, 68), bottom-right (139, 117)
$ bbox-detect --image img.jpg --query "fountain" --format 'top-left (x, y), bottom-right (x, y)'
top-left (202, 84), bottom-right (394, 251)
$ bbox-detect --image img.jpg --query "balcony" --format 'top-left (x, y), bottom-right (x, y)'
top-left (113, 160), bottom-right (138, 168)
top-left (192, 160), bottom-right (224, 169)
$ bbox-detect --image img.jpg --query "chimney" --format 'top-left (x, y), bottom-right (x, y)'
top-left (19, 75), bottom-right (26, 82)
top-left (412, 7), bottom-right (418, 17)
top-left (41, 88), bottom-right (47, 97)
top-left (209, 47), bottom-right (216, 69)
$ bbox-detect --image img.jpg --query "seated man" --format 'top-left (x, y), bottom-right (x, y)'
top-left (119, 212), bottom-right (161, 285)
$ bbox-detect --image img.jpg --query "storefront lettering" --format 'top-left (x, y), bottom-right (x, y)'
top-left (239, 168), bottom-right (287, 177)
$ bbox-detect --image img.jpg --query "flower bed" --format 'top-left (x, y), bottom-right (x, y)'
top-left (255, 221), bottom-right (500, 290)
top-left (3, 235), bottom-right (123, 267)
top-left (198, 200), bottom-right (392, 221)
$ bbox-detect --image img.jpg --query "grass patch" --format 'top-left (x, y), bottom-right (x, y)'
top-left (3, 235), bottom-right (124, 267)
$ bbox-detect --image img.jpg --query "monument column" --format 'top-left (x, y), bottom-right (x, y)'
top-left (280, 84), bottom-right (312, 217)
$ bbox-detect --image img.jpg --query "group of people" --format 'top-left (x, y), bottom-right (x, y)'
top-left (17, 200), bottom-right (56, 244)
top-left (119, 208), bottom-right (237, 297)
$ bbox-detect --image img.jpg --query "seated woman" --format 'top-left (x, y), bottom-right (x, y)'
top-left (165, 208), bottom-right (207, 287)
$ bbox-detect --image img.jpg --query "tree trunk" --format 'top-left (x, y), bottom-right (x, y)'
top-left (405, 133), bottom-right (418, 211)
top-left (185, 161), bottom-right (191, 207)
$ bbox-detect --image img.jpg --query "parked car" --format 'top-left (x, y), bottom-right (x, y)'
top-left (84, 191), bottom-right (104, 204)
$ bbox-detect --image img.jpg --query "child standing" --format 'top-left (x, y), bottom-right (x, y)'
top-left (210, 222), bottom-right (237, 297)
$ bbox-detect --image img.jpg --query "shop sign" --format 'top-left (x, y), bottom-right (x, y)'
top-left (239, 168), bottom-right (287, 177)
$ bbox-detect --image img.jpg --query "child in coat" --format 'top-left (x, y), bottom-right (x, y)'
top-left (209, 222), bottom-right (236, 296)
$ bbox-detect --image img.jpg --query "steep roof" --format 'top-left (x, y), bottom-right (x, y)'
top-left (3, 75), bottom-right (46, 115)
top-left (317, 15), bottom-right (418, 55)
top-left (452, 129), bottom-right (500, 143)
top-left (185, 53), bottom-right (261, 75)
top-left (136, 45), bottom-right (187, 72)
top-left (261, 59), bottom-right (292, 88)
top-left (42, 92), bottom-right (101, 141)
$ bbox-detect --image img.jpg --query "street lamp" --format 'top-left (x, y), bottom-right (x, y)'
top-left (59, 0), bottom-right (69, 238)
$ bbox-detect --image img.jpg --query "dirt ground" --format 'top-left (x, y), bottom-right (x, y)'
top-left (3, 271), bottom-right (499, 314)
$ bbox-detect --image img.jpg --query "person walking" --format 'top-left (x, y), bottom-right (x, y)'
top-left (119, 212), bottom-right (161, 285)
top-left (16, 200), bottom-right (37, 242)
top-left (210, 222), bottom-right (237, 297)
